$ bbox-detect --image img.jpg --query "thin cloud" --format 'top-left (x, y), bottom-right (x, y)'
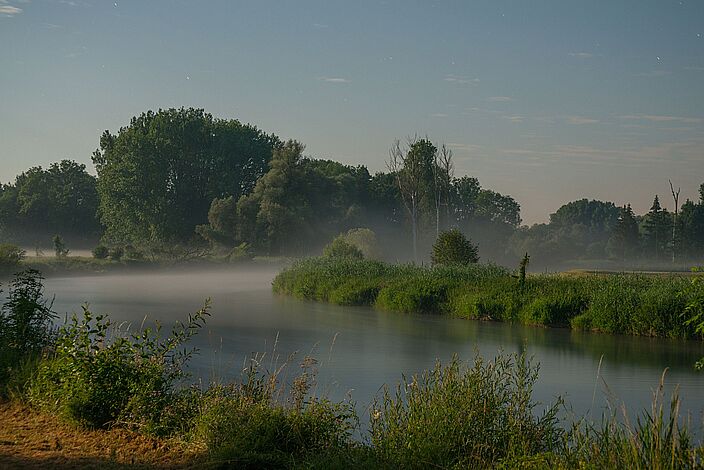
top-left (444, 74), bottom-right (480, 85)
top-left (568, 52), bottom-right (595, 58)
top-left (430, 113), bottom-right (448, 118)
top-left (502, 115), bottom-right (524, 123)
top-left (446, 143), bottom-right (483, 153)
top-left (684, 66), bottom-right (704, 71)
top-left (0, 5), bottom-right (22, 16)
top-left (636, 70), bottom-right (671, 77)
top-left (566, 116), bottom-right (599, 125)
top-left (319, 77), bottom-right (350, 83)
top-left (488, 96), bottom-right (512, 102)
top-left (619, 114), bottom-right (702, 124)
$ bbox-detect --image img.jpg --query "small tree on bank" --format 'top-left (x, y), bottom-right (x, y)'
top-left (52, 235), bottom-right (69, 258)
top-left (431, 229), bottom-right (479, 266)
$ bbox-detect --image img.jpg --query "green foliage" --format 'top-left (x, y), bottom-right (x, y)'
top-left (228, 242), bottom-right (254, 261)
top-left (191, 356), bottom-right (357, 468)
top-left (431, 229), bottom-right (479, 266)
top-left (0, 269), bottom-right (55, 397)
top-left (339, 227), bottom-right (381, 260)
top-left (0, 243), bottom-right (25, 270)
top-left (53, 234), bottom-right (69, 258)
top-left (323, 236), bottom-right (364, 260)
top-left (0, 160), bottom-right (100, 244)
top-left (274, 258), bottom-right (704, 338)
top-left (28, 302), bottom-right (210, 432)
top-left (370, 353), bottom-right (563, 469)
top-left (92, 108), bottom-right (279, 244)
top-left (108, 246), bottom-right (124, 261)
top-left (91, 245), bottom-right (109, 259)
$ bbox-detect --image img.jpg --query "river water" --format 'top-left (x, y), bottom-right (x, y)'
top-left (43, 267), bottom-right (704, 431)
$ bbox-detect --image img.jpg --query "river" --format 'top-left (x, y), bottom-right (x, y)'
top-left (43, 267), bottom-right (704, 431)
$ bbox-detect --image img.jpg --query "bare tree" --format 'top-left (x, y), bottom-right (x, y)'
top-left (669, 179), bottom-right (681, 263)
top-left (438, 144), bottom-right (454, 229)
top-left (388, 137), bottom-right (424, 262)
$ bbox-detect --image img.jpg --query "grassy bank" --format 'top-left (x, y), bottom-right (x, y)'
top-left (272, 258), bottom-right (704, 339)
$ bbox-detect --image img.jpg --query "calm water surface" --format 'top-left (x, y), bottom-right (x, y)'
top-left (44, 268), bottom-right (704, 430)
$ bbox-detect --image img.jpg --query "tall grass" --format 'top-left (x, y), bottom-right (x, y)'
top-left (273, 258), bottom-right (704, 339)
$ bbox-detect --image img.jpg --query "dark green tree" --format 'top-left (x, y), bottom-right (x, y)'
top-left (608, 204), bottom-right (640, 261)
top-left (643, 195), bottom-right (671, 261)
top-left (92, 108), bottom-right (279, 244)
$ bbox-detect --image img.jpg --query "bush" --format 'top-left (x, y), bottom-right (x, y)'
top-left (0, 269), bottom-right (55, 397)
top-left (370, 353), bottom-right (562, 468)
top-left (28, 302), bottom-right (210, 432)
top-left (431, 229), bottom-right (479, 266)
top-left (91, 245), bottom-right (109, 259)
top-left (53, 235), bottom-right (69, 258)
top-left (192, 356), bottom-right (356, 467)
top-left (109, 246), bottom-right (124, 261)
top-left (342, 228), bottom-right (381, 260)
top-left (323, 237), bottom-right (364, 260)
top-left (0, 243), bottom-right (25, 270)
top-left (124, 244), bottom-right (145, 260)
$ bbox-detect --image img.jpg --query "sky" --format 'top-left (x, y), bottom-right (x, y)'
top-left (1, 0), bottom-right (703, 224)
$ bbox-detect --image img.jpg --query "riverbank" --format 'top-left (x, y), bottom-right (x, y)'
top-left (5, 255), bottom-right (290, 278)
top-left (0, 402), bottom-right (198, 469)
top-left (272, 258), bottom-right (704, 338)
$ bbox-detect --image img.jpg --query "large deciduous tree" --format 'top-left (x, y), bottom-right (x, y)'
top-left (92, 108), bottom-right (279, 244)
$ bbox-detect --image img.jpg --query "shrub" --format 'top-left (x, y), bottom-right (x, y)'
top-left (192, 356), bottom-right (356, 468)
top-left (0, 243), bottom-right (25, 270)
top-left (323, 237), bottom-right (364, 260)
top-left (53, 235), bottom-right (69, 258)
top-left (342, 228), bottom-right (381, 260)
top-left (124, 244), bottom-right (145, 260)
top-left (91, 245), bottom-right (109, 259)
top-left (109, 246), bottom-right (124, 261)
top-left (370, 353), bottom-right (562, 468)
top-left (228, 242), bottom-right (254, 261)
top-left (0, 269), bottom-right (55, 397)
top-left (431, 229), bottom-right (479, 266)
top-left (28, 302), bottom-right (210, 432)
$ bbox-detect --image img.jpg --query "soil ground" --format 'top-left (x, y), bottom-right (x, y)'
top-left (0, 402), bottom-right (202, 469)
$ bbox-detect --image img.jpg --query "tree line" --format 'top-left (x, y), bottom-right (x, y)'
top-left (0, 107), bottom-right (702, 266)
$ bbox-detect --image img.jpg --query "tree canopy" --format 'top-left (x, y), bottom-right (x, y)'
top-left (92, 107), bottom-right (279, 244)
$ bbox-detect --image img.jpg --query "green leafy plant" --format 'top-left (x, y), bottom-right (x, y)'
top-left (108, 246), bottom-right (124, 261)
top-left (0, 243), bottom-right (26, 270)
top-left (52, 235), bottom-right (69, 258)
top-left (323, 237), bottom-right (364, 260)
top-left (29, 301), bottom-right (211, 432)
top-left (0, 269), bottom-right (55, 396)
top-left (431, 229), bottom-right (479, 266)
top-left (91, 245), bottom-right (109, 259)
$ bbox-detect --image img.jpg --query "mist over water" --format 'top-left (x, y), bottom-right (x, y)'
top-left (44, 268), bottom-right (704, 429)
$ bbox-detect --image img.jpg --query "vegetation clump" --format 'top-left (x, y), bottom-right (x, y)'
top-left (323, 236), bottom-right (364, 260)
top-left (91, 245), bottom-right (109, 259)
top-left (274, 257), bottom-right (704, 337)
top-left (0, 243), bottom-right (25, 271)
top-left (431, 228), bottom-right (479, 266)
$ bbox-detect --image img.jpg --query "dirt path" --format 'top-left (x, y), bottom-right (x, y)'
top-left (0, 403), bottom-right (201, 469)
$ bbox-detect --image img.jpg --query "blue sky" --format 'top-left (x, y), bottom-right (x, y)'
top-left (1, 0), bottom-right (703, 223)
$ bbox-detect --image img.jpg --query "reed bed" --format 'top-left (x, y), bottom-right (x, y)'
top-left (273, 258), bottom-right (704, 338)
